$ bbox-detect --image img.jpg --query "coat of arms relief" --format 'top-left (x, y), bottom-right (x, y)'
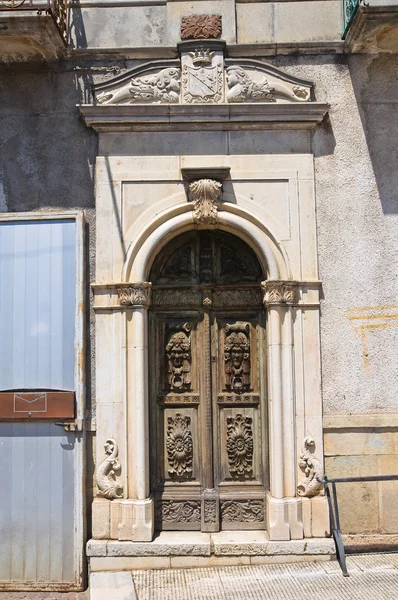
top-left (94, 42), bottom-right (313, 107)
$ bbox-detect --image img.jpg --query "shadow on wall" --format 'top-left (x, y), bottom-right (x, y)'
top-left (68, 1), bottom-right (88, 49)
top-left (349, 53), bottom-right (398, 215)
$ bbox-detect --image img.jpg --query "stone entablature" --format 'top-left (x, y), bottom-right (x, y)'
top-left (94, 42), bottom-right (313, 107)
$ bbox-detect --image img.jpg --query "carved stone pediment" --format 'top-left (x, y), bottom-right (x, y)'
top-left (93, 42), bottom-right (313, 107)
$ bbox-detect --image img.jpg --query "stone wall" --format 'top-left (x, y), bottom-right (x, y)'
top-left (68, 0), bottom-right (343, 50)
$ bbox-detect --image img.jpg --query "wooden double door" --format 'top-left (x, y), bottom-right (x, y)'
top-left (149, 231), bottom-right (268, 532)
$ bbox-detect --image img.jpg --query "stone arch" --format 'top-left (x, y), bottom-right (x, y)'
top-left (121, 202), bottom-right (291, 284)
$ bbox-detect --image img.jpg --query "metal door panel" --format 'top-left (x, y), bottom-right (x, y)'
top-left (0, 423), bottom-right (76, 586)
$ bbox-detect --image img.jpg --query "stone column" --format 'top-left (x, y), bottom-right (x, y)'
top-left (119, 283), bottom-right (154, 542)
top-left (262, 281), bottom-right (303, 540)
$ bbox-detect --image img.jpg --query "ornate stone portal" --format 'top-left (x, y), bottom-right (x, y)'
top-left (87, 39), bottom-right (329, 561)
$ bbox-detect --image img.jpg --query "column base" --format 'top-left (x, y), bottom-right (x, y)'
top-left (117, 498), bottom-right (154, 542)
top-left (266, 495), bottom-right (290, 540)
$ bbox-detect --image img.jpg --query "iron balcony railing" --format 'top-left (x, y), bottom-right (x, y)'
top-left (0, 0), bottom-right (67, 44)
top-left (343, 0), bottom-right (360, 37)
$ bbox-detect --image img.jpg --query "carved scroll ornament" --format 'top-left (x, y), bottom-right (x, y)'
top-left (297, 436), bottom-right (324, 497)
top-left (96, 438), bottom-right (123, 499)
top-left (181, 14), bottom-right (222, 39)
top-left (224, 322), bottom-right (250, 394)
top-left (166, 324), bottom-right (192, 392)
top-left (226, 413), bottom-right (254, 477)
top-left (97, 68), bottom-right (181, 105)
top-left (166, 413), bottom-right (193, 478)
top-left (188, 179), bottom-right (222, 224)
top-left (157, 500), bottom-right (201, 523)
top-left (221, 499), bottom-right (264, 523)
top-left (118, 284), bottom-right (152, 307)
top-left (261, 281), bottom-right (299, 306)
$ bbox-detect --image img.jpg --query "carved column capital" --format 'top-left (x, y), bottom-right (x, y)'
top-left (188, 178), bottom-right (223, 224)
top-left (261, 280), bottom-right (299, 306)
top-left (117, 283), bottom-right (152, 308)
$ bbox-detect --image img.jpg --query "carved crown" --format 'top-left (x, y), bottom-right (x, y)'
top-left (190, 49), bottom-right (214, 66)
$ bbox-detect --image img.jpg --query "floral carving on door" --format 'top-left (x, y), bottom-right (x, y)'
top-left (166, 413), bottom-right (194, 478)
top-left (226, 413), bottom-right (254, 477)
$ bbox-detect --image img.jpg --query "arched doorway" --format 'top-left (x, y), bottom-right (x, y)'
top-left (148, 230), bottom-right (269, 532)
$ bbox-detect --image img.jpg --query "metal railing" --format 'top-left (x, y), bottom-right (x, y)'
top-left (0, 0), bottom-right (68, 44)
top-left (317, 474), bottom-right (398, 576)
top-left (343, 0), bottom-right (360, 37)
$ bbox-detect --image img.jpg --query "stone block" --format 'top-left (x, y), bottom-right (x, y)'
top-left (69, 6), bottom-right (167, 49)
top-left (311, 496), bottom-right (330, 538)
top-left (236, 3), bottom-right (274, 44)
top-left (275, 1), bottom-right (342, 42)
top-left (90, 556), bottom-right (171, 571)
top-left (325, 431), bottom-right (398, 456)
top-left (325, 456), bottom-right (380, 534)
top-left (378, 456), bottom-right (398, 534)
top-left (170, 555), bottom-right (250, 568)
top-left (107, 532), bottom-right (211, 556)
top-left (90, 571), bottom-right (136, 600)
top-left (211, 530), bottom-right (268, 555)
top-left (92, 499), bottom-right (111, 540)
top-left (286, 498), bottom-right (304, 540)
top-left (86, 540), bottom-right (108, 558)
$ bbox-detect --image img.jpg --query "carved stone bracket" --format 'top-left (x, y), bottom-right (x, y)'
top-left (96, 438), bottom-right (123, 499)
top-left (261, 281), bottom-right (299, 306)
top-left (188, 179), bottom-right (223, 224)
top-left (297, 436), bottom-right (324, 498)
top-left (117, 283), bottom-right (152, 308)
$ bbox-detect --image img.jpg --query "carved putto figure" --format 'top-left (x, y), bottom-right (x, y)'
top-left (166, 324), bottom-right (191, 392)
top-left (96, 438), bottom-right (123, 499)
top-left (97, 67), bottom-right (181, 105)
top-left (297, 436), bottom-right (324, 497)
top-left (226, 66), bottom-right (276, 103)
top-left (224, 322), bottom-right (251, 393)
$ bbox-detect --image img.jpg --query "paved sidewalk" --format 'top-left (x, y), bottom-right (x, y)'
top-left (0, 591), bottom-right (89, 599)
top-left (133, 553), bottom-right (398, 600)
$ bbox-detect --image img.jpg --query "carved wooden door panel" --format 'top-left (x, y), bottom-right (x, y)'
top-left (149, 231), bottom-right (268, 532)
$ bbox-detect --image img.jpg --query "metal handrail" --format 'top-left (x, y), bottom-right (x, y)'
top-left (317, 474), bottom-right (398, 576)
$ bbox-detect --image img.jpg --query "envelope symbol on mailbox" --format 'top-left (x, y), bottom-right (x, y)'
top-left (14, 393), bottom-right (47, 413)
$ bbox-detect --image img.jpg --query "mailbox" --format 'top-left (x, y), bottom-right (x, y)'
top-left (0, 391), bottom-right (75, 419)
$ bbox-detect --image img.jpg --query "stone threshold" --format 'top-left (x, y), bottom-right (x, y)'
top-left (88, 531), bottom-right (335, 571)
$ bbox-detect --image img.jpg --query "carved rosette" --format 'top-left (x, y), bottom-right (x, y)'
top-left (297, 437), bottom-right (324, 497)
top-left (188, 179), bottom-right (222, 224)
top-left (226, 413), bottom-right (254, 477)
top-left (181, 14), bottom-right (222, 40)
top-left (117, 284), bottom-right (152, 307)
top-left (166, 324), bottom-right (192, 392)
top-left (221, 500), bottom-right (264, 523)
top-left (166, 413), bottom-right (193, 478)
top-left (224, 322), bottom-right (251, 394)
top-left (261, 281), bottom-right (299, 306)
top-left (96, 438), bottom-right (123, 499)
top-left (157, 500), bottom-right (201, 523)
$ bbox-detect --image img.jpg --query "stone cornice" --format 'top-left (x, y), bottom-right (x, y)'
top-left (78, 102), bottom-right (329, 133)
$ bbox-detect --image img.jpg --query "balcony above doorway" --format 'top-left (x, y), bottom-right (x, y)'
top-left (344, 0), bottom-right (398, 52)
top-left (0, 0), bottom-right (67, 62)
